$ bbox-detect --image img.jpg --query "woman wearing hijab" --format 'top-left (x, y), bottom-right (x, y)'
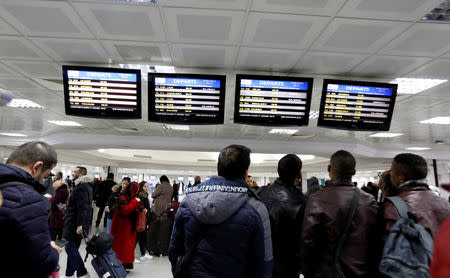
top-left (111, 181), bottom-right (142, 271)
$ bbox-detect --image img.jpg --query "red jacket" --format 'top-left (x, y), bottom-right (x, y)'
top-left (111, 197), bottom-right (138, 264)
top-left (430, 217), bottom-right (450, 278)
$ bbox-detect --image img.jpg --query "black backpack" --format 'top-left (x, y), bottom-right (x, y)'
top-left (84, 232), bottom-right (114, 258)
top-left (379, 197), bottom-right (433, 278)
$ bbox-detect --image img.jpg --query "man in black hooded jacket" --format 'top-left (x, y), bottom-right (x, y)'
top-left (258, 154), bottom-right (307, 278)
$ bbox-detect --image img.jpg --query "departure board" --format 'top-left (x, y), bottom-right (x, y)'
top-left (318, 79), bottom-right (397, 131)
top-left (234, 74), bottom-right (313, 126)
top-left (62, 66), bottom-right (141, 119)
top-left (148, 73), bottom-right (226, 124)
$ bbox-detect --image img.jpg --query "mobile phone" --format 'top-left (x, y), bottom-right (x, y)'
top-left (55, 240), bottom-right (68, 248)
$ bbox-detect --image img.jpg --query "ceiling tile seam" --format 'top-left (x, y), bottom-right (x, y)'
top-left (158, 5), bottom-right (248, 12)
top-left (67, 0), bottom-right (112, 63)
top-left (288, 0), bottom-right (351, 73)
top-left (400, 53), bottom-right (450, 79)
top-left (156, 2), bottom-right (175, 67)
top-left (231, 0), bottom-right (253, 68)
top-left (0, 60), bottom-right (23, 77)
top-left (334, 16), bottom-right (416, 24)
top-left (0, 6), bottom-right (23, 36)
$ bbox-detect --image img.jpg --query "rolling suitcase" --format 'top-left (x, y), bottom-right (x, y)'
top-left (82, 232), bottom-right (127, 278)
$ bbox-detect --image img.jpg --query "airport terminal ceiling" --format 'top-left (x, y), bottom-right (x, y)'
top-left (0, 0), bottom-right (449, 169)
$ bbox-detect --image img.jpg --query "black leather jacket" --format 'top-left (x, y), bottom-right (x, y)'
top-left (258, 178), bottom-right (307, 278)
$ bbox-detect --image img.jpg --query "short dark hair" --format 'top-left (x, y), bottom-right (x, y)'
top-left (107, 173), bottom-right (114, 179)
top-left (330, 150), bottom-right (356, 178)
top-left (160, 175), bottom-right (169, 183)
top-left (76, 166), bottom-right (87, 175)
top-left (393, 153), bottom-right (428, 180)
top-left (55, 172), bottom-right (63, 178)
top-left (278, 154), bottom-right (302, 185)
top-left (6, 141), bottom-right (57, 170)
top-left (217, 145), bottom-right (251, 179)
top-left (122, 177), bottom-right (131, 183)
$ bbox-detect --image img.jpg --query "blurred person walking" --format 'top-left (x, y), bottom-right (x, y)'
top-left (50, 171), bottom-right (69, 241)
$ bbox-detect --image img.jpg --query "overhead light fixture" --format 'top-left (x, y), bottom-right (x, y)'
top-left (0, 133), bottom-right (27, 137)
top-left (422, 1), bottom-right (450, 21)
top-left (98, 149), bottom-right (105, 153)
top-left (420, 117), bottom-right (450, 125)
top-left (7, 99), bottom-right (43, 108)
top-left (309, 111), bottom-right (319, 119)
top-left (162, 124), bottom-right (190, 131)
top-left (298, 154), bottom-right (316, 160)
top-left (370, 133), bottom-right (403, 138)
top-left (390, 78), bottom-right (447, 95)
top-left (406, 147), bottom-right (431, 151)
top-left (48, 120), bottom-right (82, 127)
top-left (269, 129), bottom-right (298, 135)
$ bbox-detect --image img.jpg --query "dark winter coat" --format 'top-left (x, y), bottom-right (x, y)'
top-left (0, 163), bottom-right (59, 278)
top-left (258, 178), bottom-right (307, 278)
top-left (301, 178), bottom-right (380, 278)
top-left (63, 175), bottom-right (94, 241)
top-left (169, 176), bottom-right (273, 278)
top-left (106, 189), bottom-right (121, 219)
top-left (95, 179), bottom-right (116, 207)
top-left (50, 181), bottom-right (69, 229)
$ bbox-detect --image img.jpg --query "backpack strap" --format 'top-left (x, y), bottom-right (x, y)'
top-left (335, 187), bottom-right (360, 261)
top-left (386, 196), bottom-right (410, 219)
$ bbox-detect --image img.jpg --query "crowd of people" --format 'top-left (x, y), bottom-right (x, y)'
top-left (1, 141), bottom-right (450, 278)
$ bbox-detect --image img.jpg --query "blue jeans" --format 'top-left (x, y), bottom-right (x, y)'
top-left (107, 218), bottom-right (112, 234)
top-left (65, 238), bottom-right (87, 277)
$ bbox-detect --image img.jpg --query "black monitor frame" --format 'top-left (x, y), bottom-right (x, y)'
top-left (233, 74), bottom-right (314, 126)
top-left (62, 65), bottom-right (142, 119)
top-left (317, 79), bottom-right (398, 131)
top-left (148, 73), bottom-right (226, 125)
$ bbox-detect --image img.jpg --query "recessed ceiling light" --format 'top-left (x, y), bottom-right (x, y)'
top-left (390, 78), bottom-right (447, 95)
top-left (269, 129), bottom-right (298, 135)
top-left (406, 147), bottom-right (431, 151)
top-left (7, 99), bottom-right (43, 108)
top-left (48, 120), bottom-right (82, 127)
top-left (298, 154), bottom-right (316, 160)
top-left (309, 111), bottom-right (319, 119)
top-left (98, 149), bottom-right (105, 153)
top-left (162, 124), bottom-right (190, 131)
top-left (0, 133), bottom-right (27, 137)
top-left (370, 133), bottom-right (403, 138)
top-left (420, 117), bottom-right (450, 125)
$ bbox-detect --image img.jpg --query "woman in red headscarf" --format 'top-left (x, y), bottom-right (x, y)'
top-left (111, 181), bottom-right (143, 271)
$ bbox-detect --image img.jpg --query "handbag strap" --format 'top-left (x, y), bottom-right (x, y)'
top-left (334, 187), bottom-right (360, 261)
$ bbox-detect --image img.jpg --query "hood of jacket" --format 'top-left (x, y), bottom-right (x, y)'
top-left (74, 175), bottom-right (95, 186)
top-left (0, 163), bottom-right (45, 193)
top-left (184, 175), bottom-right (249, 225)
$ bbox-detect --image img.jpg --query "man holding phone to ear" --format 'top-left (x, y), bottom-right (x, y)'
top-left (0, 141), bottom-right (61, 278)
top-left (380, 153), bottom-right (450, 245)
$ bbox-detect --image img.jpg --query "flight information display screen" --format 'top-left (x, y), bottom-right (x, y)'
top-left (63, 66), bottom-right (141, 119)
top-left (234, 74), bottom-right (313, 126)
top-left (148, 73), bottom-right (226, 124)
top-left (318, 79), bottom-right (397, 131)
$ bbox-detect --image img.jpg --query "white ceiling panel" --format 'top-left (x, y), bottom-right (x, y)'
top-left (311, 18), bottom-right (411, 54)
top-left (164, 8), bottom-right (246, 44)
top-left (381, 23), bottom-right (450, 57)
top-left (0, 16), bottom-right (19, 35)
top-left (160, 0), bottom-right (249, 10)
top-left (0, 77), bottom-right (44, 90)
top-left (242, 13), bottom-right (329, 49)
top-left (102, 40), bottom-right (172, 64)
top-left (74, 3), bottom-right (165, 41)
top-left (32, 38), bottom-right (110, 63)
top-left (0, 36), bottom-right (50, 60)
top-left (422, 82), bottom-right (450, 97)
top-left (339, 0), bottom-right (442, 20)
top-left (0, 62), bottom-right (19, 76)
top-left (395, 95), bottom-right (442, 109)
top-left (235, 47), bottom-right (302, 71)
top-left (3, 60), bottom-right (62, 79)
top-left (251, 0), bottom-right (347, 16)
top-left (351, 55), bottom-right (430, 78)
top-left (0, 1), bottom-right (93, 38)
top-left (406, 58), bottom-right (450, 79)
top-left (295, 51), bottom-right (367, 75)
top-left (172, 44), bottom-right (235, 68)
